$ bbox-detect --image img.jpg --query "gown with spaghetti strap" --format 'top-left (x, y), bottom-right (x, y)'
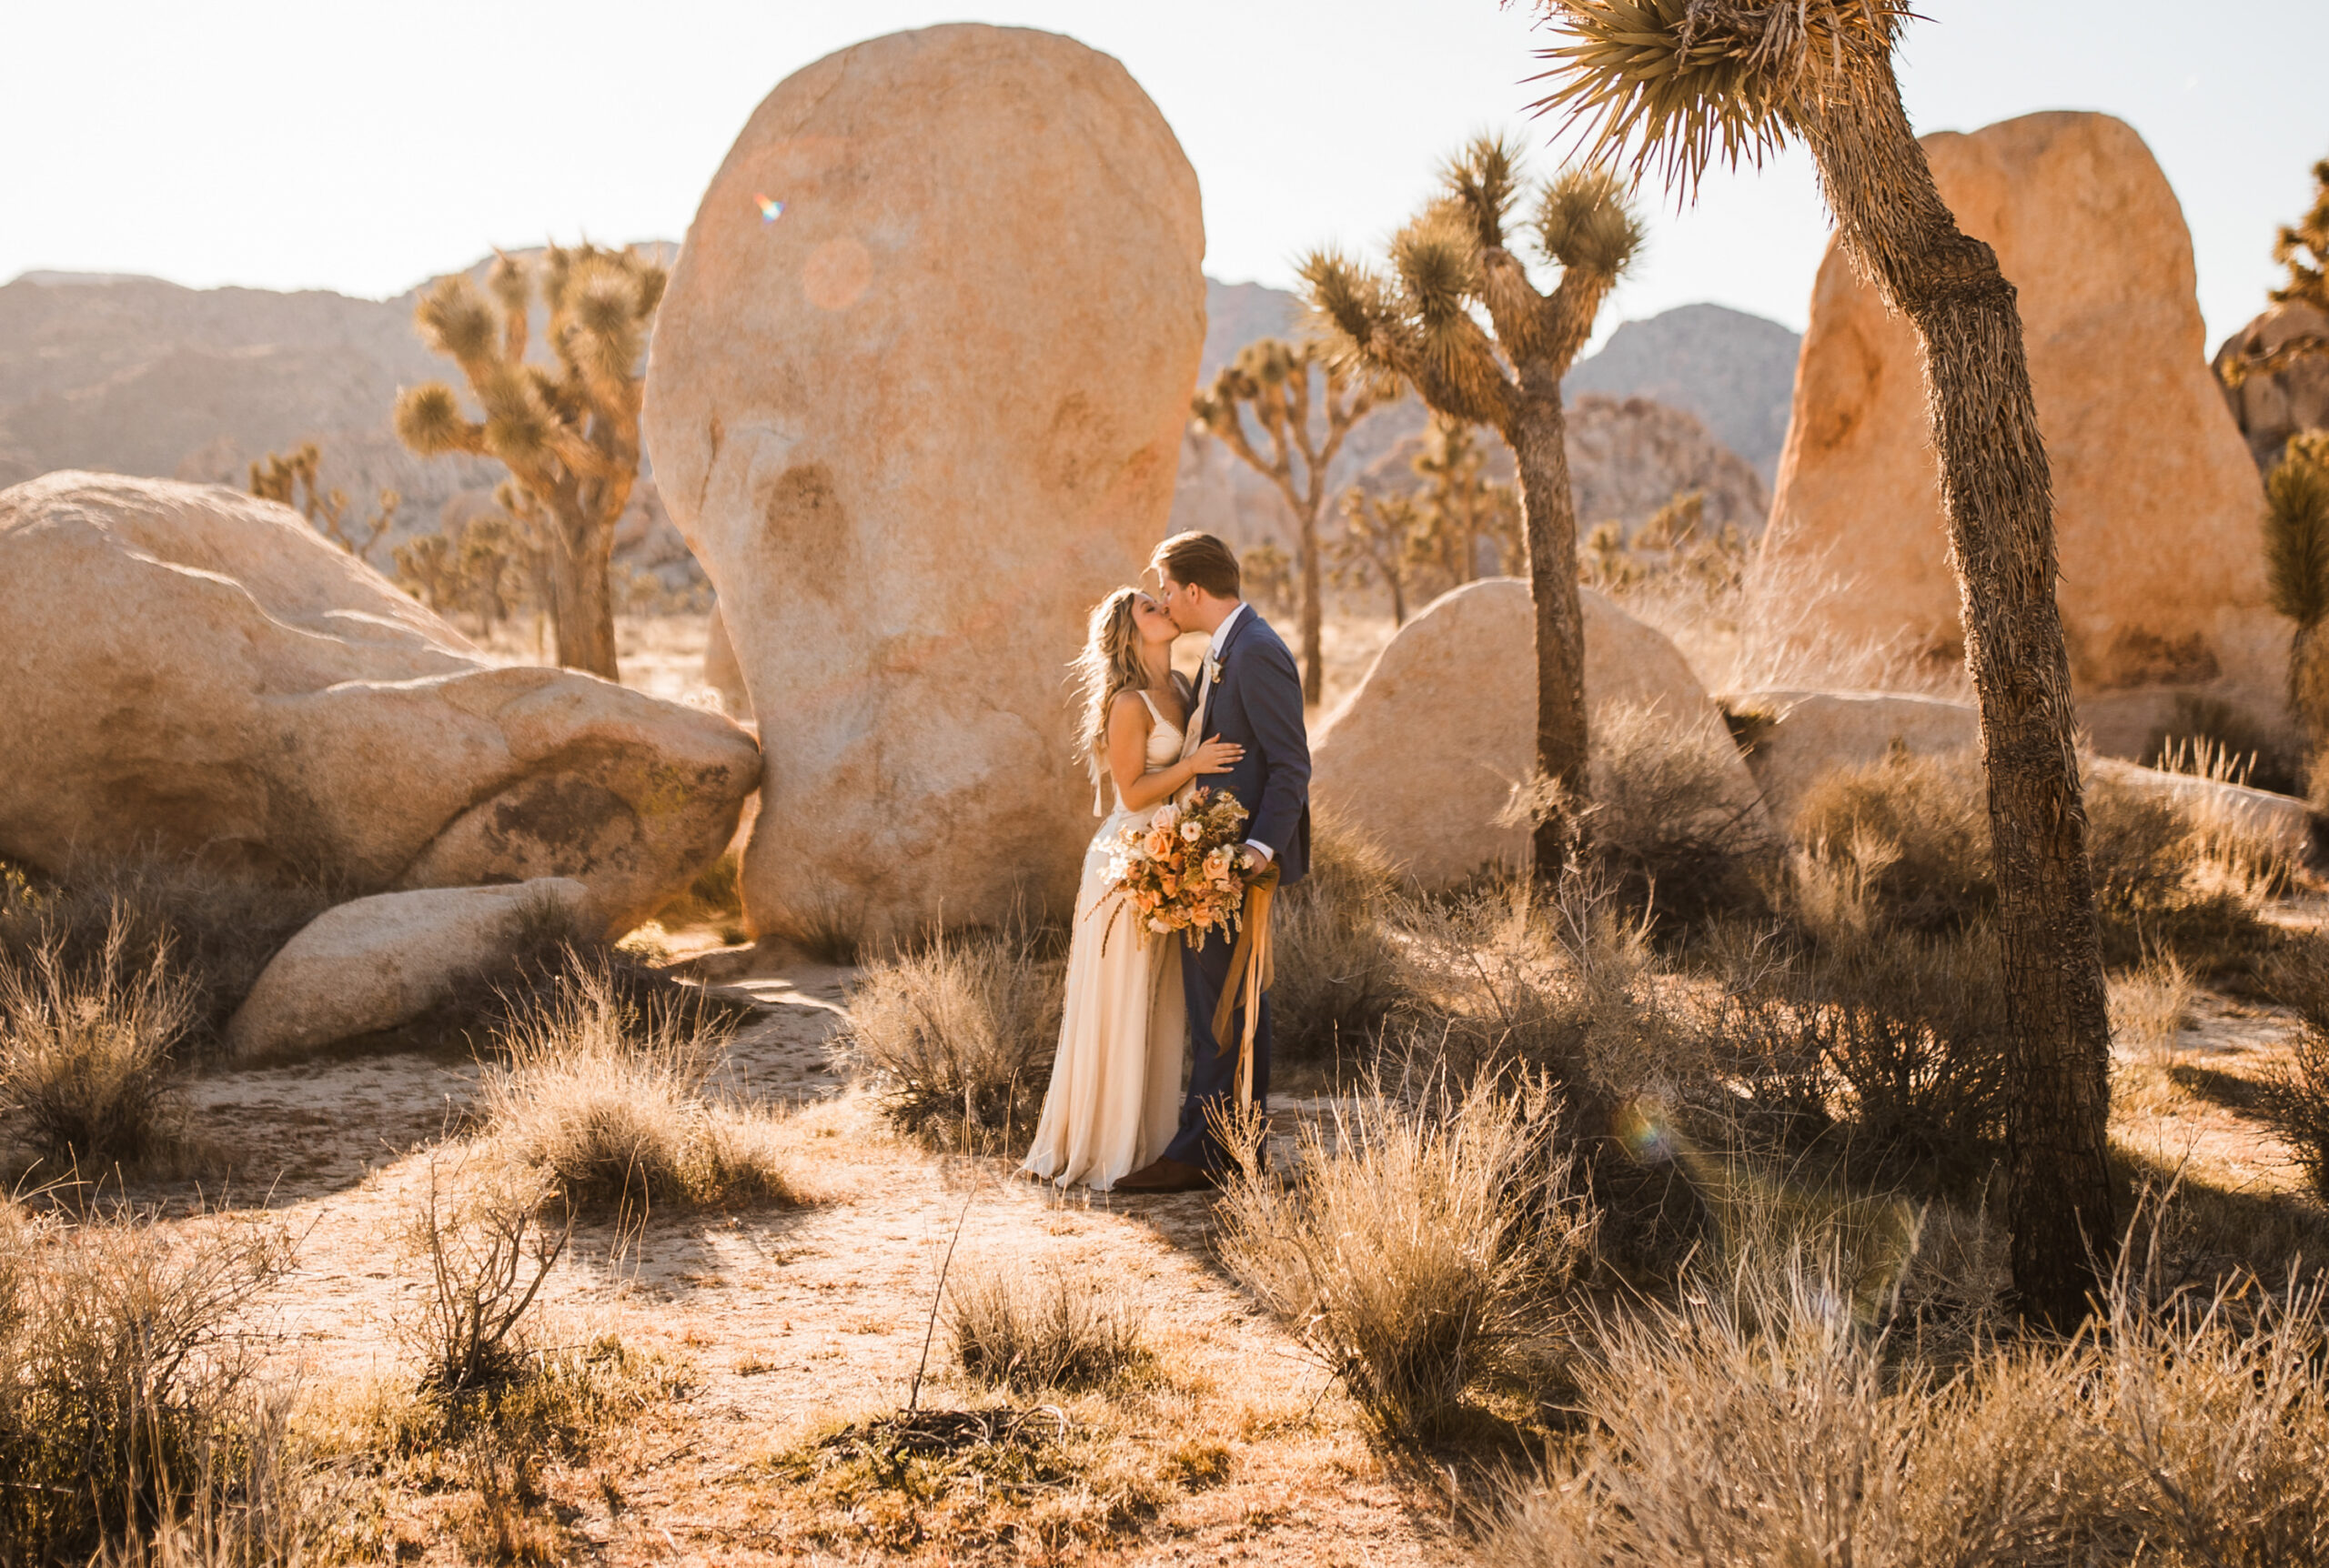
top-left (1019, 689), bottom-right (1188, 1191)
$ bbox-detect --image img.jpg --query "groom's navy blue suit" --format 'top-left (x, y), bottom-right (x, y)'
top-left (1164, 604), bottom-right (1310, 1171)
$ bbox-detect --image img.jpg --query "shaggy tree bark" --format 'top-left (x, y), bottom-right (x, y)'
top-left (1810, 85), bottom-right (2114, 1330)
top-left (1510, 374), bottom-right (1591, 868)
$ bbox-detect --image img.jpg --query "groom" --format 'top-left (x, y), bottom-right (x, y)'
top-left (1116, 531), bottom-right (1311, 1194)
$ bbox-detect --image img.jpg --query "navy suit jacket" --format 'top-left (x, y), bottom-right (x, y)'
top-left (1198, 607), bottom-right (1312, 888)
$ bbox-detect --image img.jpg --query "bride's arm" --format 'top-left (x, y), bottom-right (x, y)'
top-left (1107, 693), bottom-right (1204, 814)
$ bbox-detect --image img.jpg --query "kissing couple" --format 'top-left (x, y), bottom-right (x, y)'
top-left (1020, 530), bottom-right (1311, 1194)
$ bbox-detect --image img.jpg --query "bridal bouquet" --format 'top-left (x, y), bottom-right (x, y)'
top-left (1105, 789), bottom-right (1251, 940)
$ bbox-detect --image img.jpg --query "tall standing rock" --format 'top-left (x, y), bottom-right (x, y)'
top-left (644, 25), bottom-right (1205, 948)
top-left (1752, 112), bottom-right (2280, 756)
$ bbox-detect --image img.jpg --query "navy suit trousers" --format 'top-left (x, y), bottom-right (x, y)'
top-left (1164, 924), bottom-right (1267, 1170)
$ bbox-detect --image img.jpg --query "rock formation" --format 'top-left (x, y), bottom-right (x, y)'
top-left (1565, 303), bottom-right (1802, 484)
top-left (0, 472), bottom-right (759, 933)
top-left (1730, 687), bottom-right (2313, 860)
top-left (2214, 301), bottom-right (2329, 471)
top-left (1311, 579), bottom-right (1759, 887)
top-left (225, 879), bottom-right (591, 1057)
top-left (1752, 112), bottom-right (2283, 757)
top-left (643, 25), bottom-right (1205, 946)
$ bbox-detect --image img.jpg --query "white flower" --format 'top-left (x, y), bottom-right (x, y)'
top-left (1152, 802), bottom-right (1181, 830)
top-left (1180, 821), bottom-right (1203, 842)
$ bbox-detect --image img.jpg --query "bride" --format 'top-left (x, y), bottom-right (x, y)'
top-left (1020, 587), bottom-right (1242, 1191)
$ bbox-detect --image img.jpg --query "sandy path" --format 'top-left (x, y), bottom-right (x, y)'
top-left (162, 963), bottom-right (1457, 1564)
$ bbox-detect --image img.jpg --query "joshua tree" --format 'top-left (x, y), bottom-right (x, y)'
top-left (1532, 0), bottom-right (2112, 1327)
top-left (1192, 339), bottom-right (1392, 703)
top-left (1332, 487), bottom-right (1427, 626)
top-left (2265, 433), bottom-right (2329, 758)
top-left (394, 243), bottom-right (664, 678)
top-left (1304, 136), bottom-right (1641, 871)
top-left (1412, 413), bottom-right (1523, 586)
top-left (249, 441), bottom-right (400, 564)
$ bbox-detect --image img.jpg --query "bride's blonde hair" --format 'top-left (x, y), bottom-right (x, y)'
top-left (1072, 588), bottom-right (1148, 780)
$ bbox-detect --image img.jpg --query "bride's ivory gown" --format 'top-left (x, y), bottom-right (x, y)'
top-left (1020, 691), bottom-right (1187, 1191)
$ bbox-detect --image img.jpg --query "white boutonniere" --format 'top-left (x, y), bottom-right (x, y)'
top-left (1205, 653), bottom-right (1224, 687)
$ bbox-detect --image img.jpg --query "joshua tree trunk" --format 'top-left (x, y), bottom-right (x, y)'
top-left (1511, 389), bottom-right (1591, 873)
top-left (1299, 514), bottom-right (1326, 704)
top-left (1810, 86), bottom-right (2114, 1330)
top-left (549, 514), bottom-right (620, 678)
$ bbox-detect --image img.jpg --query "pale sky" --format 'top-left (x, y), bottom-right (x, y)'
top-left (5, 2), bottom-right (2323, 349)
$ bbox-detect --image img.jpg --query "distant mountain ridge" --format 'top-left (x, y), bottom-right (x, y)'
top-left (1196, 279), bottom-right (1800, 483)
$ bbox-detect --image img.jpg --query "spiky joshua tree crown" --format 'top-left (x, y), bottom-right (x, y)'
top-left (1301, 135), bottom-right (1641, 433)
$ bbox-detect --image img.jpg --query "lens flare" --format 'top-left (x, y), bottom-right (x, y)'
top-left (1614, 1101), bottom-right (1675, 1164)
top-left (754, 194), bottom-right (786, 224)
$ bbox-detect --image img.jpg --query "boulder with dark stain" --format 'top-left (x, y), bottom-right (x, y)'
top-left (0, 471), bottom-right (761, 933)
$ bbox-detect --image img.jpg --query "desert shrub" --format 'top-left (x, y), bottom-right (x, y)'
top-left (0, 856), bottom-right (336, 1057)
top-left (1483, 1228), bottom-right (2329, 1568)
top-left (837, 919), bottom-right (1065, 1153)
top-left (1267, 819), bottom-right (1407, 1067)
top-left (1214, 1074), bottom-right (1598, 1441)
top-left (1790, 749), bottom-right (2275, 973)
top-left (2259, 1027), bottom-right (2329, 1204)
top-left (0, 915), bottom-right (198, 1171)
top-left (1389, 874), bottom-right (1701, 1107)
top-left (948, 1262), bottom-right (1152, 1392)
top-left (0, 1208), bottom-right (320, 1565)
top-left (480, 962), bottom-right (796, 1213)
top-left (1585, 700), bottom-right (1779, 936)
top-left (1792, 748), bottom-right (1994, 935)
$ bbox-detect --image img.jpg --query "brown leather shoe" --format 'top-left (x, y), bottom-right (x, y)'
top-left (1110, 1157), bottom-right (1217, 1193)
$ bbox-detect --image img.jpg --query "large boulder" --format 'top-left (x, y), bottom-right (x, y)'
top-left (1312, 579), bottom-right (1759, 887)
top-left (0, 473), bottom-right (759, 933)
top-left (643, 25), bottom-right (1204, 948)
top-left (1752, 112), bottom-right (2283, 754)
top-left (225, 879), bottom-right (592, 1057)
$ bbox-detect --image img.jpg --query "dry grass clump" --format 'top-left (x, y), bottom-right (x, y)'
top-left (948, 1262), bottom-right (1153, 1393)
top-left (479, 961), bottom-right (797, 1213)
top-left (1214, 1075), bottom-right (1598, 1442)
top-left (0, 856), bottom-right (335, 1057)
top-left (1790, 747), bottom-right (2280, 973)
top-left (1584, 700), bottom-right (1779, 936)
top-left (0, 1206), bottom-right (342, 1565)
top-left (2109, 952), bottom-right (2196, 1067)
top-left (1267, 819), bottom-right (1408, 1066)
top-left (837, 918), bottom-right (1065, 1153)
top-left (1483, 1228), bottom-right (2329, 1567)
top-left (0, 916), bottom-right (199, 1172)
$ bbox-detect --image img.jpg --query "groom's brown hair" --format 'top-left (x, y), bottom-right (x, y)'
top-left (1152, 531), bottom-right (1241, 598)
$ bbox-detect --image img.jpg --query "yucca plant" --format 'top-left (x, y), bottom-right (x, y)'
top-left (1527, 0), bottom-right (2111, 1327)
top-left (1303, 136), bottom-right (1641, 871)
top-left (2264, 432), bottom-right (2329, 754)
top-left (1191, 338), bottom-right (1393, 703)
top-left (394, 244), bottom-right (665, 678)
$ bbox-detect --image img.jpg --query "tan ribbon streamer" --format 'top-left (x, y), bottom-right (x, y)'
top-left (1210, 860), bottom-right (1281, 1109)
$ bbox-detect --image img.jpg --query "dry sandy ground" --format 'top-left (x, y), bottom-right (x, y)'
top-left (154, 960), bottom-right (1462, 1565)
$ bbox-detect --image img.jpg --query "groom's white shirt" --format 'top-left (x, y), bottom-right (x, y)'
top-left (1195, 600), bottom-right (1274, 864)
